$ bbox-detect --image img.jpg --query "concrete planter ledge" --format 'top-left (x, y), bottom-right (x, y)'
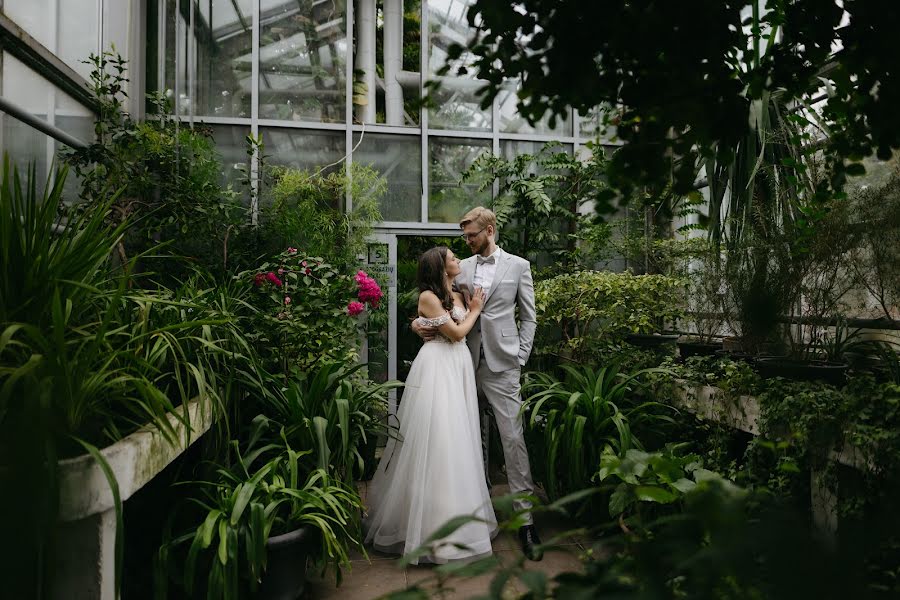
top-left (671, 379), bottom-right (871, 538)
top-left (53, 397), bottom-right (215, 599)
top-left (672, 381), bottom-right (760, 435)
top-left (58, 396), bottom-right (214, 522)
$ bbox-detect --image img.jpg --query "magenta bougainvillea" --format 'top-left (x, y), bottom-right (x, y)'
top-left (346, 301), bottom-right (365, 316)
top-left (354, 270), bottom-right (383, 308)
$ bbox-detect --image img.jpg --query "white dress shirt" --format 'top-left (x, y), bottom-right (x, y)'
top-left (473, 247), bottom-right (502, 296)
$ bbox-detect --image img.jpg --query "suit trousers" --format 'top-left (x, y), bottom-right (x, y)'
top-left (476, 356), bottom-right (536, 525)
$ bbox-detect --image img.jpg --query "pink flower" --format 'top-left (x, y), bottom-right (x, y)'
top-left (253, 273), bottom-right (266, 287)
top-left (305, 267), bottom-right (312, 275)
top-left (356, 274), bottom-right (383, 308)
top-left (301, 260), bottom-right (308, 267)
top-left (266, 272), bottom-right (283, 287)
top-left (347, 301), bottom-right (365, 316)
top-left (278, 268), bottom-right (285, 275)
top-left (287, 247), bottom-right (297, 255)
top-left (284, 296), bottom-right (291, 305)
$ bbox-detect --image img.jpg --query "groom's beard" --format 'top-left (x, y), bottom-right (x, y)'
top-left (469, 238), bottom-right (489, 256)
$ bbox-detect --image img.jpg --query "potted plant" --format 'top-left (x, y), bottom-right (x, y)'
top-left (158, 439), bottom-right (364, 599)
top-left (756, 199), bottom-right (859, 386)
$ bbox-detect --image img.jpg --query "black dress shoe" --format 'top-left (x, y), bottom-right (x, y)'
top-left (518, 525), bottom-right (543, 561)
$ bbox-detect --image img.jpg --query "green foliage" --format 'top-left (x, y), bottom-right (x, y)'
top-left (62, 51), bottom-right (250, 278)
top-left (522, 362), bottom-right (675, 504)
top-left (461, 142), bottom-right (613, 267)
top-left (238, 249), bottom-right (370, 376)
top-left (534, 270), bottom-right (685, 362)
top-left (260, 163), bottom-right (385, 271)
top-left (254, 360), bottom-right (401, 484)
top-left (157, 444), bottom-right (364, 599)
top-left (596, 444), bottom-right (737, 523)
top-left (444, 0), bottom-right (900, 199)
top-left (0, 163), bottom-right (265, 596)
top-left (848, 166), bottom-right (900, 321)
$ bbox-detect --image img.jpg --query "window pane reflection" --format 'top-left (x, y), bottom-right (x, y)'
top-left (353, 133), bottom-right (421, 222)
top-left (206, 124), bottom-right (251, 191)
top-left (190, 0), bottom-right (254, 117)
top-left (499, 88), bottom-right (572, 136)
top-left (428, 137), bottom-right (490, 223)
top-left (426, 0), bottom-right (490, 132)
top-left (262, 127), bottom-right (345, 174)
top-left (259, 0), bottom-right (347, 123)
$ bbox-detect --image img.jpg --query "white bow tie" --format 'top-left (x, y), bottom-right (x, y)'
top-left (476, 255), bottom-right (496, 265)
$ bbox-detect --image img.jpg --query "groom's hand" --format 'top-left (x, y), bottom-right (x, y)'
top-left (411, 318), bottom-right (438, 341)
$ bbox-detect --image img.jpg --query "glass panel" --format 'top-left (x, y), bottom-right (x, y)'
top-left (205, 124), bottom-right (251, 190)
top-left (1, 116), bottom-right (50, 182)
top-left (353, 133), bottom-right (422, 222)
top-left (428, 136), bottom-right (490, 223)
top-left (501, 140), bottom-right (571, 162)
top-left (5, 0), bottom-right (99, 80)
top-left (103, 1), bottom-right (134, 68)
top-left (2, 53), bottom-right (95, 133)
top-left (578, 106), bottom-right (618, 141)
top-left (189, 0), bottom-right (253, 117)
top-left (499, 88), bottom-right (572, 136)
top-left (164, 0), bottom-right (188, 114)
top-left (353, 0), bottom-right (420, 126)
top-left (261, 127), bottom-right (345, 173)
top-left (426, 0), bottom-right (490, 131)
top-left (259, 0), bottom-right (347, 123)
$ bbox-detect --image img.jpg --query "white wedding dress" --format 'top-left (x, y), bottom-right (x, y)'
top-left (364, 305), bottom-right (497, 564)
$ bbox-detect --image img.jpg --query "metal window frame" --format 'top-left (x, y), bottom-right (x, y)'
top-left (156, 0), bottom-right (601, 230)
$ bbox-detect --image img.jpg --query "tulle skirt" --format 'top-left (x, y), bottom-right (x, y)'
top-left (364, 339), bottom-right (497, 564)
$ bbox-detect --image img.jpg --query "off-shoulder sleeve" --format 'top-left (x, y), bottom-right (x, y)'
top-left (415, 314), bottom-right (451, 327)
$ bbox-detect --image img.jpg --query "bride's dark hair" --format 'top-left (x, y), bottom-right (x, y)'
top-left (417, 246), bottom-right (454, 312)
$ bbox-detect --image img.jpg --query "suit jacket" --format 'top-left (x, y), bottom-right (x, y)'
top-left (455, 250), bottom-right (537, 372)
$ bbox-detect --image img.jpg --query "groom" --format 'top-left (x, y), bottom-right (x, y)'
top-left (413, 207), bottom-right (542, 561)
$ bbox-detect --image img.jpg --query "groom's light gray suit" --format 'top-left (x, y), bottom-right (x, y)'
top-left (455, 249), bottom-right (538, 523)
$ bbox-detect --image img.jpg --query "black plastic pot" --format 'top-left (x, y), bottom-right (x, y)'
top-left (257, 525), bottom-right (314, 600)
top-left (625, 333), bottom-right (680, 349)
top-left (677, 339), bottom-right (724, 359)
top-left (756, 357), bottom-right (849, 387)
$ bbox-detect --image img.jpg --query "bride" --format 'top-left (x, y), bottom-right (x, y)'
top-left (364, 246), bottom-right (497, 564)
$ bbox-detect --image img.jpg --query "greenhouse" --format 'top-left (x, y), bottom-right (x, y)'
top-left (1, 1), bottom-right (898, 598)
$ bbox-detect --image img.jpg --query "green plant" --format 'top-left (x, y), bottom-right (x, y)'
top-left (157, 441), bottom-right (364, 599)
top-left (443, 1), bottom-right (900, 200)
top-left (62, 50), bottom-right (250, 278)
top-left (0, 161), bottom-right (271, 597)
top-left (461, 141), bottom-right (613, 267)
top-left (534, 270), bottom-right (685, 362)
top-left (257, 360), bottom-right (401, 484)
top-left (259, 163), bottom-right (385, 271)
top-left (522, 362), bottom-right (675, 504)
top-left (595, 444), bottom-right (734, 525)
top-left (239, 249), bottom-right (381, 377)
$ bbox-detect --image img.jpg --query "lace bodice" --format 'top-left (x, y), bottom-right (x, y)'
top-left (417, 306), bottom-right (468, 343)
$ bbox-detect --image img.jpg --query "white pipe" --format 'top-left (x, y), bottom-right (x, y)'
top-left (354, 0), bottom-right (376, 123)
top-left (383, 0), bottom-right (403, 125)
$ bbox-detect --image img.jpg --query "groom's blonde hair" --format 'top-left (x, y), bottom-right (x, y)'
top-left (459, 206), bottom-right (496, 230)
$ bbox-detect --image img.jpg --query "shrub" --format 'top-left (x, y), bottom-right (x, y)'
top-left (534, 270), bottom-right (685, 362)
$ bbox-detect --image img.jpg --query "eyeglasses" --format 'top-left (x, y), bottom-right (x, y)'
top-left (461, 226), bottom-right (487, 241)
